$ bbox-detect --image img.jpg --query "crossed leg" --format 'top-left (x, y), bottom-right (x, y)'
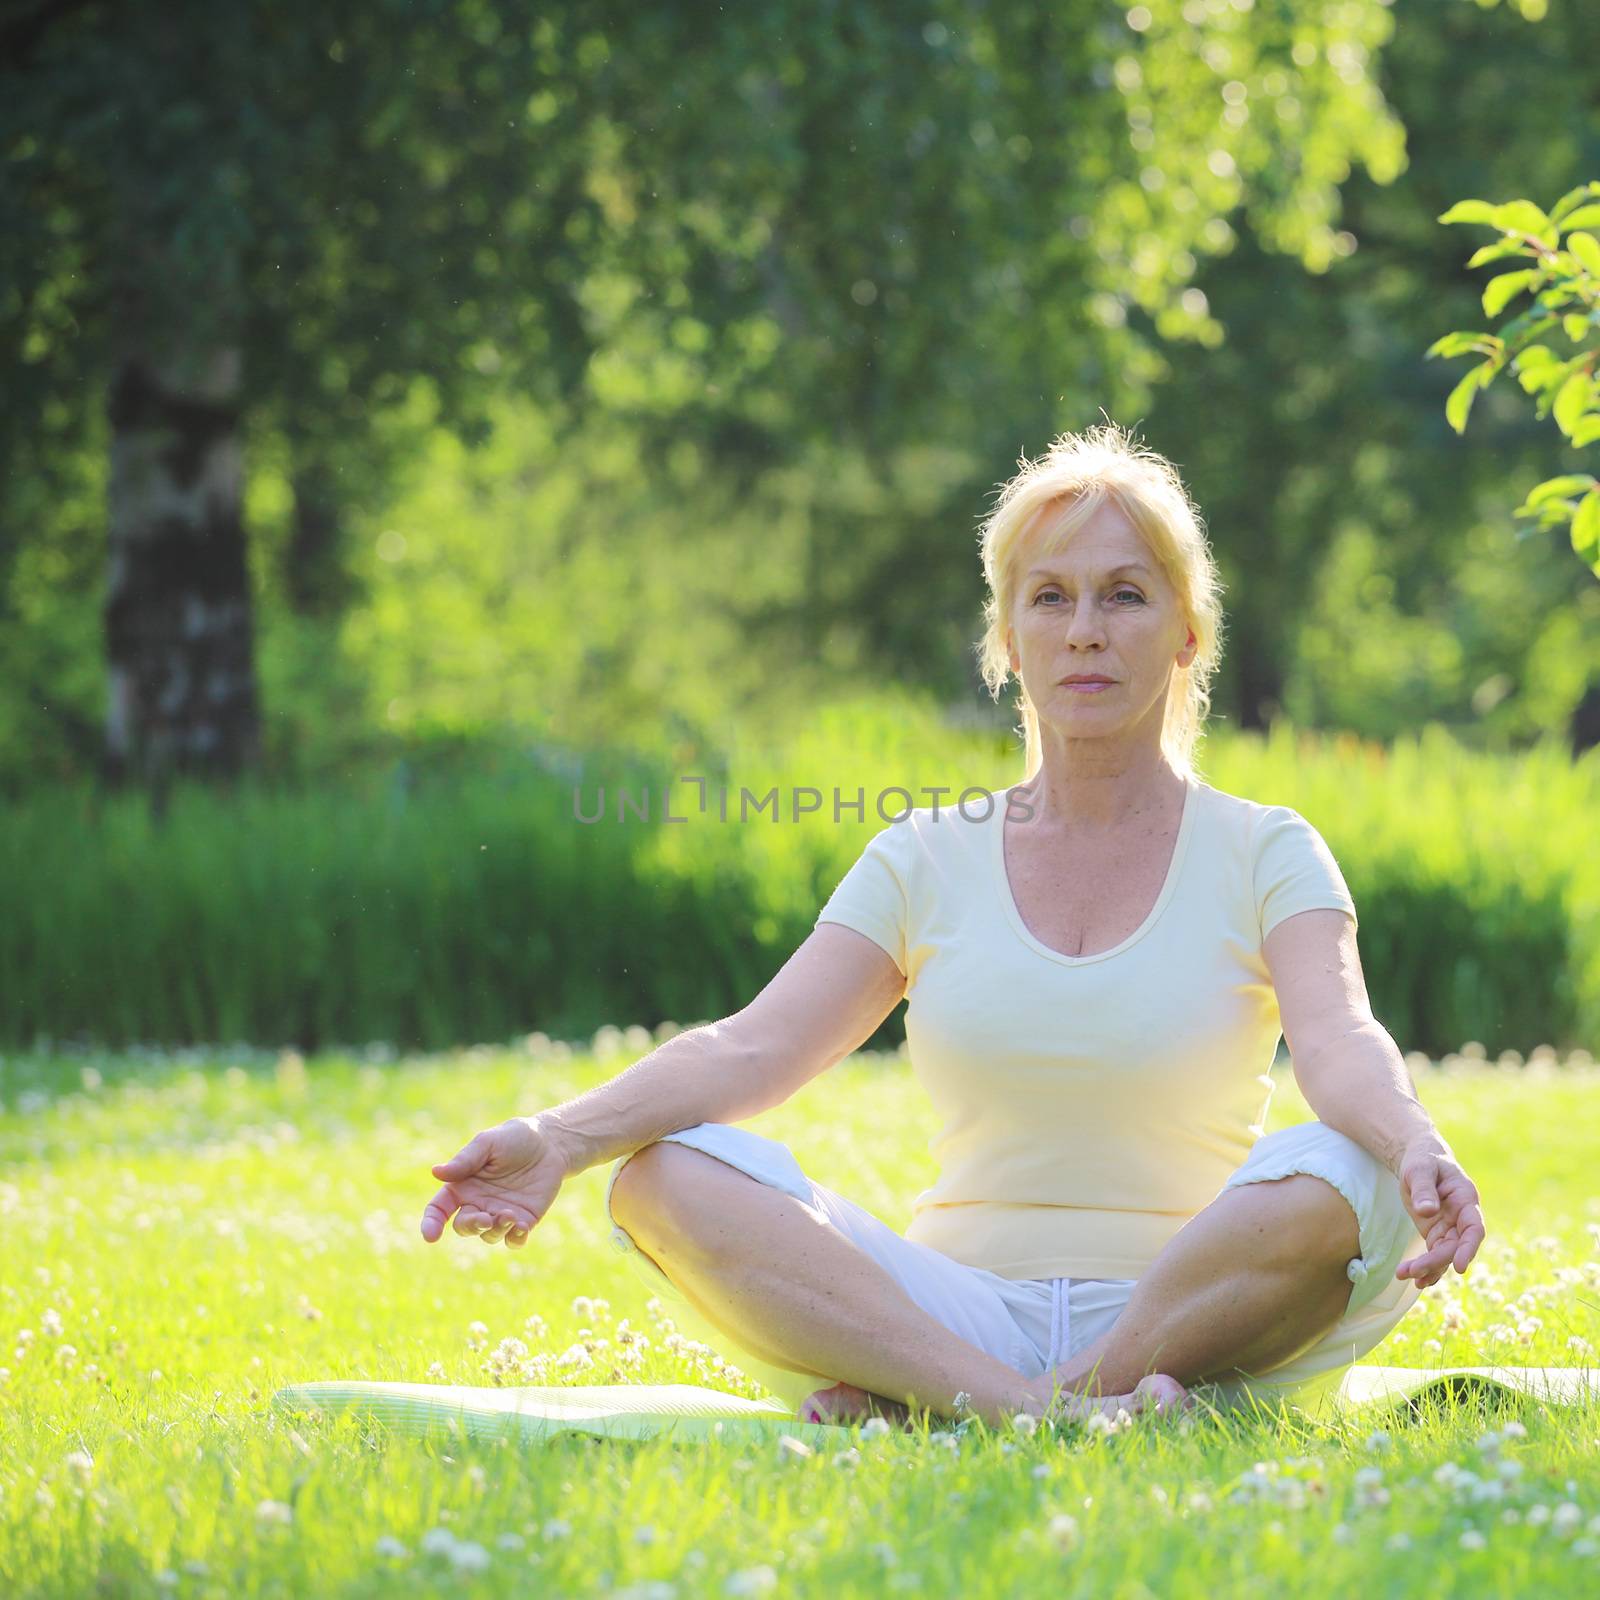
top-left (608, 1142), bottom-right (1361, 1428)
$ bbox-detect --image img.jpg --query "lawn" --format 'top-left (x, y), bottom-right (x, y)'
top-left (2, 1037), bottom-right (1598, 1597)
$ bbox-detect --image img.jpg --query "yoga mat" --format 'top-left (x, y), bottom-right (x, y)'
top-left (274, 1366), bottom-right (1600, 1444)
top-left (271, 1380), bottom-right (843, 1445)
top-left (1333, 1364), bottom-right (1600, 1414)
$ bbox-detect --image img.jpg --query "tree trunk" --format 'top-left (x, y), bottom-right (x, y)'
top-left (103, 339), bottom-right (262, 800)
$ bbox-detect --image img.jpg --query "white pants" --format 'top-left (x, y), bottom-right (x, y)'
top-left (605, 1118), bottom-right (1426, 1418)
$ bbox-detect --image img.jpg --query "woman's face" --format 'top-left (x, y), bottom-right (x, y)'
top-left (1005, 498), bottom-right (1196, 737)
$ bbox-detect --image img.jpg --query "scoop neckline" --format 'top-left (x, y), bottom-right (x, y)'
top-left (990, 775), bottom-right (1200, 967)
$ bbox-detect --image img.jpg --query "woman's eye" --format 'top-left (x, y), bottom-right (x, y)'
top-left (1033, 587), bottom-right (1144, 606)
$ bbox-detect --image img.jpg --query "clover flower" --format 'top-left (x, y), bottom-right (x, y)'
top-left (724, 1565), bottom-right (777, 1595)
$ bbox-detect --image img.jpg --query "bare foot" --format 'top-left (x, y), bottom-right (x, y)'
top-left (1043, 1372), bottom-right (1191, 1425)
top-left (798, 1380), bottom-right (916, 1429)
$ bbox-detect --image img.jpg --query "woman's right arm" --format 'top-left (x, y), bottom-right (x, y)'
top-left (537, 921), bottom-right (907, 1176)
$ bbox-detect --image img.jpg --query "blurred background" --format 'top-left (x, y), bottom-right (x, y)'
top-left (1, 0), bottom-right (1596, 1058)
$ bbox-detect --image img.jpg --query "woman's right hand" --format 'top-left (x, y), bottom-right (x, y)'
top-left (419, 1116), bottom-right (571, 1248)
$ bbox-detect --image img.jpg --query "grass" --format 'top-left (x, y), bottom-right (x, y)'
top-left (2, 1039), bottom-right (1599, 1597)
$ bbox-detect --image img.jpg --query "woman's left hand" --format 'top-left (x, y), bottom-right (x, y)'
top-left (1394, 1144), bottom-right (1487, 1289)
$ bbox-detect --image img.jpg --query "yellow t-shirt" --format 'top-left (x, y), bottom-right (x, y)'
top-left (813, 776), bottom-right (1358, 1281)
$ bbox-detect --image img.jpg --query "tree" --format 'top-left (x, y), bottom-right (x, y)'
top-left (1427, 183), bottom-right (1600, 577)
top-left (4, 0), bottom-right (1415, 789)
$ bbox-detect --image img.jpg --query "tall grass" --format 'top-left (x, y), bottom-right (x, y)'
top-left (1, 696), bottom-right (1596, 1055)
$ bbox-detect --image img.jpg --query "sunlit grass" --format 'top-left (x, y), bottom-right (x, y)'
top-left (2, 1041), bottom-right (1598, 1597)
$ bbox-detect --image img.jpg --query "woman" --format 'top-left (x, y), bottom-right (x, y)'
top-left (419, 423), bottom-right (1486, 1428)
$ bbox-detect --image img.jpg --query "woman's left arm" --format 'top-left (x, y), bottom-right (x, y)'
top-left (1264, 907), bottom-right (1487, 1287)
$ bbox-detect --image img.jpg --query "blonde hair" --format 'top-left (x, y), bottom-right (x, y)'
top-left (975, 421), bottom-right (1226, 782)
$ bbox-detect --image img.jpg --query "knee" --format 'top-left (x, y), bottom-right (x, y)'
top-left (1233, 1172), bottom-right (1361, 1275)
top-left (609, 1140), bottom-right (719, 1245)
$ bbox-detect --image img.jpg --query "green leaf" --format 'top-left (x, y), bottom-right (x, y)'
top-left (1466, 240), bottom-right (1529, 269)
top-left (1553, 372), bottom-right (1594, 437)
top-left (1567, 232), bottom-right (1600, 275)
top-left (1558, 205), bottom-right (1600, 233)
top-left (1425, 330), bottom-right (1495, 360)
top-left (1565, 313), bottom-right (1593, 343)
top-left (1438, 199), bottom-right (1498, 226)
top-left (1491, 200), bottom-right (1552, 236)
top-left (1482, 269), bottom-right (1537, 317)
top-left (1498, 309), bottom-right (1560, 349)
top-left (1549, 183), bottom-right (1600, 226)
top-left (1445, 363), bottom-right (1490, 434)
top-left (1515, 475), bottom-right (1597, 514)
top-left (1573, 417), bottom-right (1600, 448)
top-left (1571, 490), bottom-right (1600, 559)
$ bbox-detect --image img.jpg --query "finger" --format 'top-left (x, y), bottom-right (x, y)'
top-left (453, 1207), bottom-right (492, 1237)
top-left (479, 1212), bottom-right (516, 1245)
top-left (432, 1133), bottom-right (490, 1182)
top-left (420, 1186), bottom-right (459, 1243)
top-left (1410, 1174), bottom-right (1440, 1216)
top-left (1399, 1232), bottom-right (1459, 1279)
top-left (505, 1226), bottom-right (531, 1248)
top-left (1454, 1215), bottom-right (1487, 1272)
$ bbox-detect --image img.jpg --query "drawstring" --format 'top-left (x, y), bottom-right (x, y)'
top-left (1047, 1277), bottom-right (1070, 1373)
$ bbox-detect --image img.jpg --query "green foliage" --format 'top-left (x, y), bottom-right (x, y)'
top-left (1429, 182), bottom-right (1600, 576)
top-left (1, 703), bottom-right (1596, 1058)
top-left (1, 1045), bottom-right (1598, 1594)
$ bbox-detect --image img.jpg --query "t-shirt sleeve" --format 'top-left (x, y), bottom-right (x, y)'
top-left (1253, 805), bottom-right (1357, 942)
top-left (814, 822), bottom-right (911, 975)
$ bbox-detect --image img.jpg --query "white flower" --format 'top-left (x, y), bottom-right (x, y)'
top-left (1460, 1529), bottom-right (1487, 1551)
top-left (374, 1536), bottom-right (409, 1559)
top-left (1364, 1430), bottom-right (1392, 1453)
top-left (1475, 1431), bottom-right (1502, 1454)
top-left (255, 1500), bottom-right (293, 1527)
top-left (64, 1451), bottom-right (94, 1476)
top-left (1031, 1463), bottom-right (1051, 1480)
top-left (496, 1532), bottom-right (525, 1550)
top-left (154, 1571), bottom-right (178, 1589)
top-left (426, 1362), bottom-right (446, 1379)
top-left (724, 1565), bottom-right (778, 1595)
top-left (860, 1417), bottom-right (892, 1439)
top-left (833, 1447), bottom-right (861, 1468)
top-left (541, 1518), bottom-right (572, 1541)
top-left (421, 1527), bottom-right (458, 1556)
top-left (1498, 1459), bottom-right (1525, 1481)
top-left (1010, 1412), bottom-right (1039, 1436)
top-left (1331, 1522), bottom-right (1355, 1546)
top-left (1573, 1538), bottom-right (1599, 1557)
top-left (616, 1584), bottom-right (678, 1600)
top-left (41, 1309), bottom-right (64, 1338)
top-left (1354, 1467), bottom-right (1384, 1489)
top-left (1501, 1420), bottom-right (1528, 1439)
top-left (1385, 1532), bottom-right (1412, 1551)
top-left (634, 1523), bottom-right (659, 1544)
top-left (1553, 1503), bottom-right (1584, 1539)
top-left (1046, 1513), bottom-right (1079, 1552)
top-left (1528, 1504), bottom-right (1552, 1527)
top-left (449, 1539), bottom-right (491, 1572)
